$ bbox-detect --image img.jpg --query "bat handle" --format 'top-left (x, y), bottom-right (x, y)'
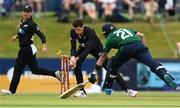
top-left (79, 80), bottom-right (89, 87)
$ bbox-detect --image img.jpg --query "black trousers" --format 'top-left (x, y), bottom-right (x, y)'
top-left (9, 46), bottom-right (56, 94)
top-left (74, 46), bottom-right (107, 86)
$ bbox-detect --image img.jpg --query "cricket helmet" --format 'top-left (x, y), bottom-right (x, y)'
top-left (102, 22), bottom-right (117, 38)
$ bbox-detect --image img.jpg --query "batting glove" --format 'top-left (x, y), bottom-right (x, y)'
top-left (88, 73), bottom-right (97, 84)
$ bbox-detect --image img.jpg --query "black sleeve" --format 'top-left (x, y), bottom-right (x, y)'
top-left (77, 48), bottom-right (90, 59)
top-left (16, 20), bottom-right (22, 37)
top-left (32, 23), bottom-right (46, 43)
top-left (77, 29), bottom-right (96, 59)
top-left (70, 29), bottom-right (77, 56)
top-left (84, 29), bottom-right (96, 49)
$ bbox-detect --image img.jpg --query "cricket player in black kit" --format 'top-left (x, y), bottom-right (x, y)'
top-left (70, 19), bottom-right (136, 97)
top-left (70, 19), bottom-right (105, 97)
top-left (1, 5), bottom-right (61, 95)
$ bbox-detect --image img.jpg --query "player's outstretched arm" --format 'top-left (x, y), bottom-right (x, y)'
top-left (42, 43), bottom-right (48, 53)
top-left (11, 35), bottom-right (18, 42)
top-left (88, 52), bottom-right (108, 84)
top-left (96, 52), bottom-right (108, 68)
top-left (136, 32), bottom-right (147, 46)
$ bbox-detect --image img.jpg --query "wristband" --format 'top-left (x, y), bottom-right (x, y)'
top-left (95, 64), bottom-right (101, 71)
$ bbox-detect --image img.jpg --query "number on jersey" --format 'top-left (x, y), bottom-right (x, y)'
top-left (113, 29), bottom-right (133, 40)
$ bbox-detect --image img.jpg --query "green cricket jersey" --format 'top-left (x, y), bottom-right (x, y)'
top-left (103, 28), bottom-right (141, 53)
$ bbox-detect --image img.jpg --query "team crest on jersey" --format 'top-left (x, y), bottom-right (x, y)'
top-left (19, 28), bottom-right (25, 34)
top-left (24, 24), bottom-right (28, 27)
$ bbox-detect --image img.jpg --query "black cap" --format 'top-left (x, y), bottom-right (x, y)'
top-left (23, 5), bottom-right (32, 12)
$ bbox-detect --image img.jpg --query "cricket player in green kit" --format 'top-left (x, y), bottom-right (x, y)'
top-left (88, 22), bottom-right (177, 95)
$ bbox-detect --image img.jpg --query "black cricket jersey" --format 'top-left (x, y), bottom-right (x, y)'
top-left (70, 26), bottom-right (102, 58)
top-left (17, 17), bottom-right (46, 47)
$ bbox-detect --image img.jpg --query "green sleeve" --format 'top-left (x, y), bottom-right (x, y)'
top-left (103, 40), bottom-right (111, 53)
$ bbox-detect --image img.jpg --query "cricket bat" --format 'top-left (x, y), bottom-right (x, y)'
top-left (59, 80), bottom-right (89, 99)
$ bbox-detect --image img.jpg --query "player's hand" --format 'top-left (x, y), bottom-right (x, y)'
top-left (70, 56), bottom-right (76, 69)
top-left (88, 73), bottom-right (97, 84)
top-left (11, 35), bottom-right (18, 41)
top-left (42, 44), bottom-right (48, 53)
top-left (70, 56), bottom-right (78, 69)
top-left (70, 61), bottom-right (76, 69)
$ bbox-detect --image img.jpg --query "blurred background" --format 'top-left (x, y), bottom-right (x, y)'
top-left (0, 0), bottom-right (180, 93)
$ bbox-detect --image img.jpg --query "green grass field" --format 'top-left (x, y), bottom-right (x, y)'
top-left (0, 91), bottom-right (180, 107)
top-left (0, 14), bottom-right (180, 58)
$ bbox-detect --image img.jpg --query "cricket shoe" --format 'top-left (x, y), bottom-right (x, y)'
top-left (55, 71), bottom-right (61, 81)
top-left (164, 74), bottom-right (177, 89)
top-left (1, 89), bottom-right (13, 95)
top-left (73, 90), bottom-right (87, 98)
top-left (127, 89), bottom-right (138, 97)
top-left (176, 86), bottom-right (180, 91)
top-left (104, 88), bottom-right (112, 95)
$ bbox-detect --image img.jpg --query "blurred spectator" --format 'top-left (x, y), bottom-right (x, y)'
top-left (122, 0), bottom-right (138, 19)
top-left (157, 0), bottom-right (166, 14)
top-left (63, 0), bottom-right (81, 15)
top-left (0, 0), bottom-right (3, 17)
top-left (144, 0), bottom-right (158, 23)
top-left (59, 0), bottom-right (97, 22)
top-left (2, 0), bottom-right (16, 17)
top-left (54, 0), bottom-right (63, 16)
top-left (99, 0), bottom-right (130, 22)
top-left (58, 0), bottom-right (81, 22)
top-left (95, 0), bottom-right (104, 19)
top-left (15, 0), bottom-right (32, 12)
top-left (100, 0), bottom-right (116, 18)
top-left (165, 0), bottom-right (176, 16)
top-left (157, 0), bottom-right (176, 17)
top-left (32, 0), bottom-right (44, 17)
top-left (80, 0), bottom-right (97, 21)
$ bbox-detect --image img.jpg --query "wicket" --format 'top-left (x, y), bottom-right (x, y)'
top-left (60, 55), bottom-right (70, 94)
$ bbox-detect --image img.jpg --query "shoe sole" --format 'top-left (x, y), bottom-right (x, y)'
top-left (1, 89), bottom-right (13, 95)
top-left (55, 71), bottom-right (61, 81)
top-left (131, 92), bottom-right (138, 97)
top-left (104, 89), bottom-right (112, 95)
top-left (164, 75), bottom-right (177, 89)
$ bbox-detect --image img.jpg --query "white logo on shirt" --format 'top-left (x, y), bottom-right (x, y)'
top-left (24, 24), bottom-right (28, 27)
